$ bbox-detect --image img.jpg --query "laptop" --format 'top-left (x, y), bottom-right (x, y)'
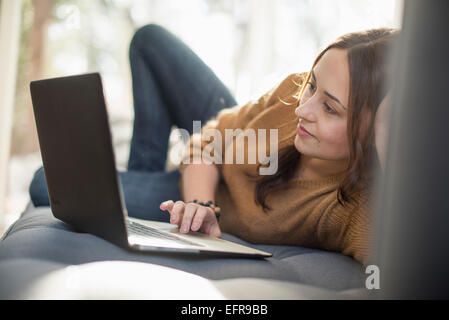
top-left (29, 72), bottom-right (271, 258)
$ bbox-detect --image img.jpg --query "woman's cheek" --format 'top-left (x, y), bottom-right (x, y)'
top-left (323, 127), bottom-right (349, 157)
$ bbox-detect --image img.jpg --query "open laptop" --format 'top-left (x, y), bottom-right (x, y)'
top-left (29, 72), bottom-right (272, 258)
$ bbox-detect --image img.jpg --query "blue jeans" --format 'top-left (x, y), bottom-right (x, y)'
top-left (28, 24), bottom-right (238, 221)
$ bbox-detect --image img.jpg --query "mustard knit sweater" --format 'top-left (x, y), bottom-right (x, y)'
top-left (179, 72), bottom-right (373, 266)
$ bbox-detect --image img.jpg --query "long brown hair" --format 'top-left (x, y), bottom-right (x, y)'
top-left (251, 28), bottom-right (399, 212)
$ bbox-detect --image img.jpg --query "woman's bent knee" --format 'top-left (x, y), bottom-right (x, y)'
top-left (130, 23), bottom-right (168, 52)
top-left (29, 166), bottom-right (50, 207)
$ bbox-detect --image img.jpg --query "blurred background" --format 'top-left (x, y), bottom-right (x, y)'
top-left (0, 0), bottom-right (402, 235)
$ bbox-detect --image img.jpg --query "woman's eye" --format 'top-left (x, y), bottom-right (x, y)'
top-left (307, 82), bottom-right (315, 91)
top-left (324, 103), bottom-right (336, 114)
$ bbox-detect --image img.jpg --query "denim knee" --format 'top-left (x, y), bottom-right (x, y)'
top-left (29, 166), bottom-right (50, 207)
top-left (129, 23), bottom-right (170, 51)
top-left (130, 24), bottom-right (167, 51)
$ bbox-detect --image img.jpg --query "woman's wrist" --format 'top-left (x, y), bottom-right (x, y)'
top-left (181, 163), bottom-right (220, 204)
top-left (187, 199), bottom-right (221, 221)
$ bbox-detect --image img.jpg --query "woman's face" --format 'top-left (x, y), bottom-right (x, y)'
top-left (294, 48), bottom-right (350, 162)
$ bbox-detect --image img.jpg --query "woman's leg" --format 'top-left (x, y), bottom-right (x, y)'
top-left (127, 24), bottom-right (238, 172)
top-left (28, 166), bottom-right (180, 222)
top-left (29, 24), bottom-right (238, 221)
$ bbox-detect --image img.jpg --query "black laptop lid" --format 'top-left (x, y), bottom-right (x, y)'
top-left (30, 73), bottom-right (128, 248)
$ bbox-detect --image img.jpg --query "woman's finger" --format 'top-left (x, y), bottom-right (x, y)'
top-left (160, 200), bottom-right (221, 237)
top-left (171, 201), bottom-right (185, 225)
top-left (160, 200), bottom-right (177, 223)
top-left (159, 200), bottom-right (174, 211)
top-left (209, 224), bottom-right (222, 238)
top-left (201, 220), bottom-right (222, 238)
top-left (191, 206), bottom-right (210, 232)
top-left (180, 202), bottom-right (198, 233)
top-left (195, 207), bottom-right (220, 237)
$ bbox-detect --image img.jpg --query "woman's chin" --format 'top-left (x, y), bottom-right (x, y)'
top-left (294, 134), bottom-right (305, 153)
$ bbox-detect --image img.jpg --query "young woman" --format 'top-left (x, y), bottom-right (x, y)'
top-left (29, 24), bottom-right (397, 266)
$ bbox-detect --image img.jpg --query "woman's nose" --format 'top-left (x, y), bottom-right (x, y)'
top-left (295, 106), bottom-right (300, 117)
top-left (296, 101), bottom-right (316, 122)
top-left (295, 105), bottom-right (304, 118)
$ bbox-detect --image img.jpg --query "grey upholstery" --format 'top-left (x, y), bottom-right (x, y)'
top-left (0, 203), bottom-right (370, 299)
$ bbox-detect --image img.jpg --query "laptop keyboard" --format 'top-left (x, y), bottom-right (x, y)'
top-left (126, 220), bottom-right (203, 247)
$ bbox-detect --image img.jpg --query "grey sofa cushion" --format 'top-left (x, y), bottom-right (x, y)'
top-left (0, 204), bottom-right (368, 298)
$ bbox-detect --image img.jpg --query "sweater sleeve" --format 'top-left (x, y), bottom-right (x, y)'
top-left (178, 72), bottom-right (308, 175)
top-left (318, 188), bottom-right (374, 267)
top-left (341, 192), bottom-right (374, 266)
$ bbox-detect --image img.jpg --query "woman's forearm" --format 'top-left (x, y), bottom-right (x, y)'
top-left (181, 163), bottom-right (221, 202)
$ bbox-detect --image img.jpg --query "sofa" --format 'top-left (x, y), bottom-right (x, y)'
top-left (0, 201), bottom-right (374, 299)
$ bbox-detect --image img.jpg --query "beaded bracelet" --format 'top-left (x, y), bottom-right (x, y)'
top-left (189, 199), bottom-right (221, 221)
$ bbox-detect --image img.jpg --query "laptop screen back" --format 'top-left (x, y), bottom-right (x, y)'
top-left (30, 73), bottom-right (128, 247)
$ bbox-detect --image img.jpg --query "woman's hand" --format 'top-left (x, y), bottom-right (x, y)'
top-left (374, 92), bottom-right (393, 171)
top-left (159, 200), bottom-right (222, 238)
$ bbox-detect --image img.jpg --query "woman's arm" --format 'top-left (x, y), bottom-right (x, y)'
top-left (374, 93), bottom-right (392, 171)
top-left (159, 162), bottom-right (221, 237)
top-left (160, 72), bottom-right (309, 236)
top-left (181, 162), bottom-right (220, 203)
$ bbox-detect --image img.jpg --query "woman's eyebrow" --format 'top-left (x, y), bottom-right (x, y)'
top-left (311, 70), bottom-right (347, 110)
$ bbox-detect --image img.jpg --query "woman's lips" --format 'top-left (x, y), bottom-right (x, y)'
top-left (297, 124), bottom-right (314, 138)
